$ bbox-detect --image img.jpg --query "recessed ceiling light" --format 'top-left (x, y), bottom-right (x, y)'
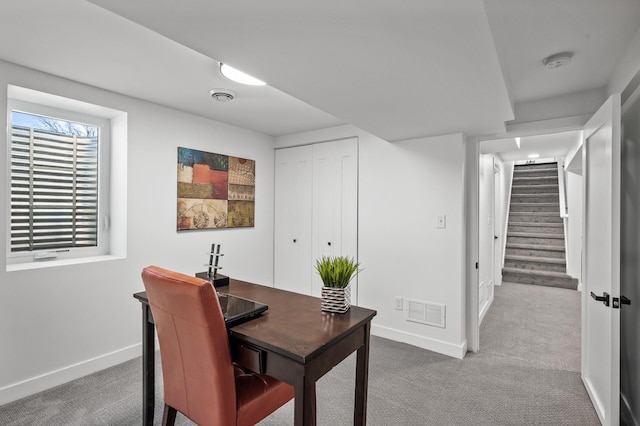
top-left (209, 89), bottom-right (235, 102)
top-left (543, 52), bottom-right (573, 69)
top-left (220, 63), bottom-right (266, 86)
top-left (528, 153), bottom-right (540, 159)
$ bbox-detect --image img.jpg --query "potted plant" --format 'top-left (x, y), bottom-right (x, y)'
top-left (315, 255), bottom-right (361, 313)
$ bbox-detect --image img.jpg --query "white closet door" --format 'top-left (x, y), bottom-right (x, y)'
top-left (311, 138), bottom-right (358, 298)
top-left (274, 146), bottom-right (313, 294)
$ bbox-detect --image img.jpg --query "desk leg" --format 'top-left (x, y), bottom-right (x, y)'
top-left (354, 322), bottom-right (371, 426)
top-left (294, 370), bottom-right (317, 426)
top-left (141, 304), bottom-right (155, 426)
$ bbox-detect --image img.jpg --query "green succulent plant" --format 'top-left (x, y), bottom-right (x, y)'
top-left (315, 256), bottom-right (361, 288)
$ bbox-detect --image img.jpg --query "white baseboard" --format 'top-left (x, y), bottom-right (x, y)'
top-left (479, 293), bottom-right (494, 325)
top-left (371, 324), bottom-right (467, 359)
top-left (0, 343), bottom-right (141, 405)
top-left (582, 375), bottom-right (606, 424)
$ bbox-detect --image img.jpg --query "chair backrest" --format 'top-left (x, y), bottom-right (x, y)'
top-left (141, 265), bottom-right (237, 425)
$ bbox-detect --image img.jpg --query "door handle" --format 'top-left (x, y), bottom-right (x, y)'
top-left (613, 295), bottom-right (631, 309)
top-left (590, 291), bottom-right (610, 307)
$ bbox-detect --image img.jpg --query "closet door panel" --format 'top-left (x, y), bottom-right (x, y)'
top-left (274, 146), bottom-right (313, 294)
top-left (312, 150), bottom-right (336, 259)
top-left (338, 142), bottom-right (358, 261)
top-left (311, 138), bottom-right (358, 297)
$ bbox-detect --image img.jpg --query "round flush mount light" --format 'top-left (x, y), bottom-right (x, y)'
top-left (209, 89), bottom-right (235, 102)
top-left (220, 63), bottom-right (266, 86)
top-left (543, 52), bottom-right (573, 69)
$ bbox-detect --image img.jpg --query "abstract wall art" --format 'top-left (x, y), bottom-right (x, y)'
top-left (177, 147), bottom-right (255, 230)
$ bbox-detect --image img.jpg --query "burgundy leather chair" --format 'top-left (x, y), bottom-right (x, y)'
top-left (141, 266), bottom-right (294, 426)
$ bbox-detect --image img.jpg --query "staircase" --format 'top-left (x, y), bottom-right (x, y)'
top-left (502, 162), bottom-right (578, 290)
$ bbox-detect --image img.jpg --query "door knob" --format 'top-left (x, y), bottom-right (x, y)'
top-left (590, 291), bottom-right (610, 307)
top-left (327, 242), bottom-right (332, 246)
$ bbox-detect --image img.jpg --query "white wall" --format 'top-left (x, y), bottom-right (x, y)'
top-left (609, 26), bottom-right (640, 95)
top-left (277, 127), bottom-right (468, 358)
top-left (512, 88), bottom-right (607, 126)
top-left (565, 171), bottom-right (583, 284)
top-left (478, 154), bottom-right (495, 319)
top-left (496, 160), bottom-right (513, 285)
top-left (0, 60), bottom-right (276, 404)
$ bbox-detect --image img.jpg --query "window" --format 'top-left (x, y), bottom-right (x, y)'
top-left (7, 97), bottom-right (111, 265)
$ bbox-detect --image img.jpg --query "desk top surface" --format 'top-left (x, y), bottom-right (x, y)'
top-left (134, 279), bottom-right (376, 364)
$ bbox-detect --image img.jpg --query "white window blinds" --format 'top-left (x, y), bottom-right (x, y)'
top-left (10, 124), bottom-right (99, 253)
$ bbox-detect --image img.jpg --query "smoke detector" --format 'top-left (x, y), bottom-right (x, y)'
top-left (543, 52), bottom-right (573, 69)
top-left (209, 89), bottom-right (235, 102)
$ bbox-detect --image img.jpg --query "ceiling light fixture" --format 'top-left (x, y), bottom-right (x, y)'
top-left (543, 52), bottom-right (573, 69)
top-left (209, 89), bottom-right (235, 102)
top-left (220, 63), bottom-right (266, 86)
top-left (528, 153), bottom-right (540, 159)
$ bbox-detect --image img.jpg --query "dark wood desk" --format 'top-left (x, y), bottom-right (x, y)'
top-left (134, 279), bottom-right (376, 426)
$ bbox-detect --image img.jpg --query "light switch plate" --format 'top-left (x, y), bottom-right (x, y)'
top-left (437, 215), bottom-right (446, 229)
top-left (394, 297), bottom-right (403, 310)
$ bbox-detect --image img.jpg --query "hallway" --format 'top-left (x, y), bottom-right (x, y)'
top-left (477, 281), bottom-right (597, 423)
top-left (481, 281), bottom-right (581, 371)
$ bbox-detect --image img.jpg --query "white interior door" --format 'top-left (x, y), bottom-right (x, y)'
top-left (311, 138), bottom-right (358, 298)
top-left (274, 146), bottom-right (313, 294)
top-left (581, 94), bottom-right (621, 426)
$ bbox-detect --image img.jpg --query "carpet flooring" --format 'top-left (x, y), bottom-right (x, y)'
top-left (0, 282), bottom-right (599, 425)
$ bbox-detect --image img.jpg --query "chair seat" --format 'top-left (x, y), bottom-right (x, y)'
top-left (234, 364), bottom-right (294, 426)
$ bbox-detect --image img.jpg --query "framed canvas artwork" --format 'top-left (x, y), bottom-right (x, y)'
top-left (177, 147), bottom-right (255, 230)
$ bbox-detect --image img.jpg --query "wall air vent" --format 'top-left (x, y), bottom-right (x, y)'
top-left (405, 298), bottom-right (445, 328)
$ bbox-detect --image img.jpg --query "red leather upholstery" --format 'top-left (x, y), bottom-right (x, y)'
top-left (141, 266), bottom-right (293, 426)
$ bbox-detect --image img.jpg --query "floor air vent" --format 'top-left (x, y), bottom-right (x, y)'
top-left (405, 299), bottom-right (445, 328)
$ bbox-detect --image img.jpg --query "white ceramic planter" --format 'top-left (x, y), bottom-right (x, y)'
top-left (321, 284), bottom-right (351, 313)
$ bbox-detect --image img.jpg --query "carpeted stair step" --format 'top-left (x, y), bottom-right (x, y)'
top-left (505, 242), bottom-right (566, 259)
top-left (509, 212), bottom-right (563, 223)
top-left (511, 184), bottom-right (560, 194)
top-left (508, 222), bottom-right (563, 234)
top-left (510, 202), bottom-right (560, 213)
top-left (514, 162), bottom-right (557, 171)
top-left (512, 176), bottom-right (559, 185)
top-left (502, 267), bottom-right (578, 290)
top-left (507, 232), bottom-right (564, 246)
top-left (511, 193), bottom-right (560, 203)
top-left (504, 254), bottom-right (567, 273)
top-left (513, 168), bottom-right (558, 178)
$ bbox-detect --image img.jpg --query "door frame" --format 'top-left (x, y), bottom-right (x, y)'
top-left (470, 96), bottom-right (621, 423)
top-left (469, 124), bottom-right (585, 352)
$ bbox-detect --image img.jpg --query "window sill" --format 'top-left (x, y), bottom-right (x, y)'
top-left (6, 255), bottom-right (125, 272)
